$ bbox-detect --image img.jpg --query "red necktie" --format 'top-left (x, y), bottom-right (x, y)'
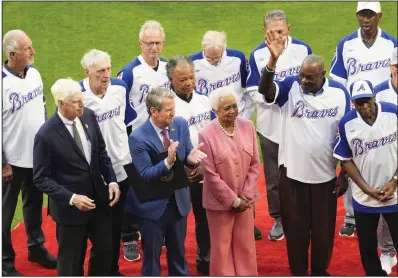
top-left (160, 129), bottom-right (170, 149)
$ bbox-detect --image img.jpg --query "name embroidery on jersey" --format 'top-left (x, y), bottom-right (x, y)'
top-left (352, 130), bottom-right (397, 157)
top-left (347, 57), bottom-right (390, 77)
top-left (138, 81), bottom-right (170, 103)
top-left (96, 105), bottom-right (121, 122)
top-left (9, 85), bottom-right (44, 114)
top-left (187, 111), bottom-right (211, 127)
top-left (292, 100), bottom-right (339, 119)
top-left (197, 71), bottom-right (240, 95)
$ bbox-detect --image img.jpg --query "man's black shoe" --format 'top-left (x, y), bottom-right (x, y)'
top-left (2, 267), bottom-right (22, 276)
top-left (254, 225), bottom-right (263, 240)
top-left (196, 260), bottom-right (210, 275)
top-left (28, 245), bottom-right (57, 269)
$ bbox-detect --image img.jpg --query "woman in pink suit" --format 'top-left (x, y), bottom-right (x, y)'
top-left (198, 87), bottom-right (260, 276)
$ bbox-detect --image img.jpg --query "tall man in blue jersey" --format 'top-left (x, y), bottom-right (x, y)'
top-left (117, 20), bottom-right (170, 262)
top-left (246, 10), bottom-right (312, 242)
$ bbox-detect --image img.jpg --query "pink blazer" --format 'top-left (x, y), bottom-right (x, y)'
top-left (198, 118), bottom-right (260, 211)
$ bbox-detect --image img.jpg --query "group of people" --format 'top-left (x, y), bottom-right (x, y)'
top-left (2, 1), bottom-right (397, 277)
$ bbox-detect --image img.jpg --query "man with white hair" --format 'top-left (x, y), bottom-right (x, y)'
top-left (330, 1), bottom-right (397, 238)
top-left (246, 10), bottom-right (312, 242)
top-left (372, 46), bottom-right (398, 274)
top-left (2, 29), bottom-right (57, 276)
top-left (33, 78), bottom-right (120, 276)
top-left (190, 30), bottom-right (254, 119)
top-left (117, 20), bottom-right (169, 261)
top-left (79, 49), bottom-right (135, 275)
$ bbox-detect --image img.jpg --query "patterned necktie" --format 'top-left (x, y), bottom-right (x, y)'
top-left (72, 121), bottom-right (85, 156)
top-left (160, 129), bottom-right (170, 149)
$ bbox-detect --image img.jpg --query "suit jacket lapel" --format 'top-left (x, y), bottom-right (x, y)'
top-left (143, 120), bottom-right (164, 153)
top-left (54, 113), bottom-right (88, 163)
top-left (79, 112), bottom-right (94, 144)
top-left (168, 122), bottom-right (178, 144)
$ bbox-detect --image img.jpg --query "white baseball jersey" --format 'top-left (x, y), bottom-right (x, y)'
top-left (247, 36), bottom-right (312, 143)
top-left (268, 76), bottom-right (350, 183)
top-left (330, 27), bottom-right (397, 89)
top-left (190, 48), bottom-right (253, 119)
top-left (117, 55), bottom-right (170, 131)
top-left (80, 77), bottom-right (133, 182)
top-left (374, 79), bottom-right (398, 105)
top-left (174, 90), bottom-right (212, 147)
top-left (2, 65), bottom-right (45, 168)
top-left (334, 102), bottom-right (398, 212)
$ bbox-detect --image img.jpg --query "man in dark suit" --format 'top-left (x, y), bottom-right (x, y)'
top-left (33, 78), bottom-right (121, 276)
top-left (125, 87), bottom-right (207, 276)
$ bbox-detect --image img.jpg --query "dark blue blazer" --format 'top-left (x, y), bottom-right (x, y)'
top-left (33, 108), bottom-right (117, 225)
top-left (125, 117), bottom-right (192, 220)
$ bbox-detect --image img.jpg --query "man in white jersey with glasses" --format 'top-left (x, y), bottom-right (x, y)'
top-left (80, 49), bottom-right (136, 275)
top-left (334, 80), bottom-right (398, 276)
top-left (257, 28), bottom-right (350, 274)
top-left (2, 29), bottom-right (57, 276)
top-left (246, 10), bottom-right (312, 242)
top-left (117, 20), bottom-right (170, 262)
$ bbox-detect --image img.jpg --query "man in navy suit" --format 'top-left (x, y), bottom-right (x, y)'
top-left (125, 87), bottom-right (207, 276)
top-left (33, 78), bottom-right (121, 276)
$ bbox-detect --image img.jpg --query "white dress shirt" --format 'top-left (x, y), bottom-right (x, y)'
top-left (149, 118), bottom-right (174, 169)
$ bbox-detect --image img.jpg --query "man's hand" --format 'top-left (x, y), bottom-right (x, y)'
top-left (265, 30), bottom-right (285, 62)
top-left (187, 142), bottom-right (207, 165)
top-left (109, 184), bottom-right (121, 207)
top-left (72, 195), bottom-right (96, 211)
top-left (167, 139), bottom-right (179, 165)
top-left (379, 180), bottom-right (397, 202)
top-left (2, 163), bottom-right (13, 182)
top-left (333, 173), bottom-right (349, 198)
top-left (364, 187), bottom-right (385, 201)
top-left (187, 165), bottom-right (204, 183)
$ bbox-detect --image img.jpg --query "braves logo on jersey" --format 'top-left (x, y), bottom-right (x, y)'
top-left (95, 105), bottom-right (122, 123)
top-left (260, 66), bottom-right (301, 81)
top-left (292, 100), bottom-right (339, 119)
top-left (197, 71), bottom-right (241, 95)
top-left (352, 130), bottom-right (397, 157)
top-left (137, 81), bottom-right (170, 103)
top-left (186, 111), bottom-right (211, 127)
top-left (347, 57), bottom-right (390, 77)
top-left (9, 85), bottom-right (44, 114)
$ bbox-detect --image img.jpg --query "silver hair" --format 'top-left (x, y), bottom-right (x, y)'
top-left (302, 54), bottom-right (325, 72)
top-left (51, 78), bottom-right (82, 105)
top-left (2, 29), bottom-right (28, 58)
top-left (201, 30), bottom-right (227, 49)
top-left (146, 87), bottom-right (175, 115)
top-left (209, 87), bottom-right (238, 111)
top-left (81, 49), bottom-right (111, 70)
top-left (139, 20), bottom-right (166, 41)
top-left (263, 10), bottom-right (288, 28)
top-left (165, 55), bottom-right (194, 80)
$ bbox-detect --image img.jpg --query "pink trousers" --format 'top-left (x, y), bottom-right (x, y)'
top-left (206, 207), bottom-right (258, 276)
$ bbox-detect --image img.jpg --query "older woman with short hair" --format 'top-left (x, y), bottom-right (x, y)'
top-left (198, 87), bottom-right (260, 276)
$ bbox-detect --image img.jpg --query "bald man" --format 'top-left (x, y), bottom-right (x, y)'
top-left (257, 30), bottom-right (351, 276)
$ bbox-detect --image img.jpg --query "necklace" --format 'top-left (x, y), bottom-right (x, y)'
top-left (217, 119), bottom-right (235, 137)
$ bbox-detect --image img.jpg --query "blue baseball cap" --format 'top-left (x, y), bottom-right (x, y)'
top-left (349, 80), bottom-right (374, 100)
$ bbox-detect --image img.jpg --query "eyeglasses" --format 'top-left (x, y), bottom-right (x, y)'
top-left (140, 41), bottom-right (163, 48)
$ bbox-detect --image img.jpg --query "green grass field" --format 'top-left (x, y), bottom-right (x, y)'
top-left (3, 2), bottom-right (397, 228)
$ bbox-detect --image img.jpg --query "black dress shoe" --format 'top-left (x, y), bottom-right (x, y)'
top-left (2, 267), bottom-right (22, 276)
top-left (28, 245), bottom-right (57, 269)
top-left (196, 261), bottom-right (210, 275)
top-left (254, 225), bottom-right (263, 240)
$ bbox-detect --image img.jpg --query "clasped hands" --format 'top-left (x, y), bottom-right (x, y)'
top-left (167, 140), bottom-right (207, 166)
top-left (366, 179), bottom-right (397, 202)
top-left (231, 196), bottom-right (253, 214)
